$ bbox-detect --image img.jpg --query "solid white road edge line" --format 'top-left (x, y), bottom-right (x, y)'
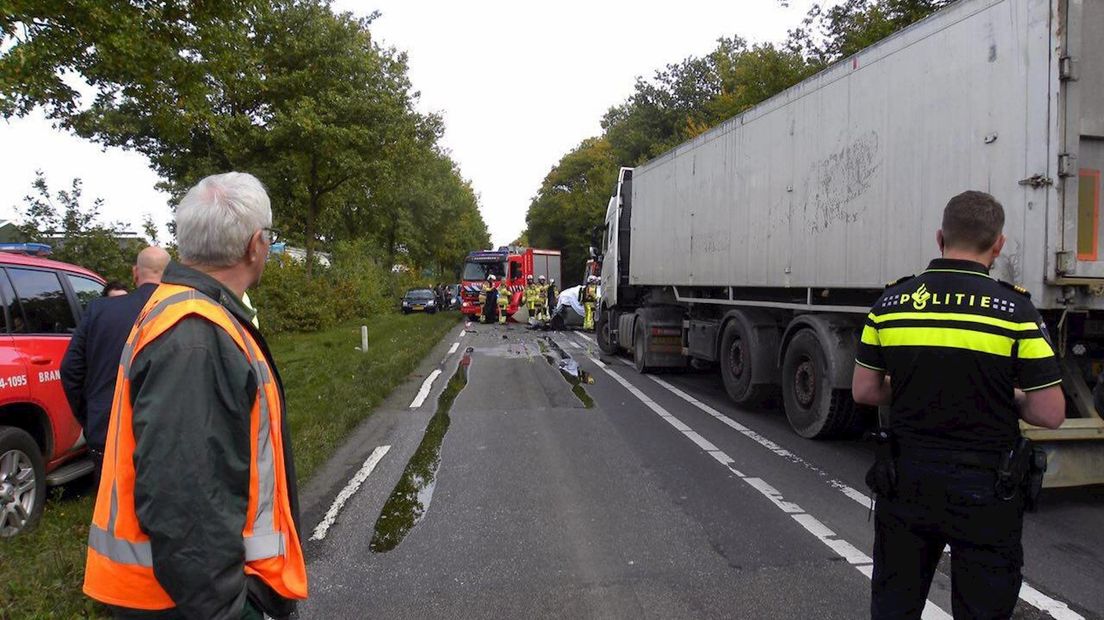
top-left (590, 362), bottom-right (952, 620)
top-left (310, 445), bottom-right (391, 541)
top-left (649, 375), bottom-right (873, 509)
top-left (584, 344), bottom-right (1080, 620)
top-left (409, 369), bottom-right (443, 408)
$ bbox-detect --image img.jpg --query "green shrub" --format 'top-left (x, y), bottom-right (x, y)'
top-left (252, 243), bottom-right (408, 334)
top-left (330, 240), bottom-right (393, 318)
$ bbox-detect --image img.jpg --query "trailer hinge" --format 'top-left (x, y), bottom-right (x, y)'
top-left (1057, 251), bottom-right (1075, 276)
top-left (1058, 153), bottom-right (1077, 177)
top-left (1019, 174), bottom-right (1054, 188)
top-left (1059, 56), bottom-right (1078, 81)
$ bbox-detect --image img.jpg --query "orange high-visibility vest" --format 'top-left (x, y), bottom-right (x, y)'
top-left (83, 283), bottom-right (307, 610)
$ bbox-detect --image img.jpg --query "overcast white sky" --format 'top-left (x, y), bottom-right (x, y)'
top-left (0, 0), bottom-right (817, 247)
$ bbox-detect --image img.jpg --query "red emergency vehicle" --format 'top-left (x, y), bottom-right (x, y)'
top-left (459, 247), bottom-right (562, 321)
top-left (0, 250), bottom-right (105, 536)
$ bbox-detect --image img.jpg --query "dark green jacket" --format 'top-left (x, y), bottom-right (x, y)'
top-left (117, 262), bottom-right (300, 620)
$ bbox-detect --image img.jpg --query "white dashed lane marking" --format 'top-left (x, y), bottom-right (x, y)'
top-left (311, 445), bottom-right (390, 541)
top-left (409, 369), bottom-right (443, 409)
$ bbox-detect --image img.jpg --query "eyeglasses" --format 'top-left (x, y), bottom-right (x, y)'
top-left (263, 228), bottom-right (282, 245)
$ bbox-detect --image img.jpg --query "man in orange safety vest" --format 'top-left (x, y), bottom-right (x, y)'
top-left (83, 172), bottom-right (307, 619)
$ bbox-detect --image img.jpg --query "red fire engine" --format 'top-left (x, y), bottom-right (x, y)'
top-left (459, 247), bottom-right (562, 320)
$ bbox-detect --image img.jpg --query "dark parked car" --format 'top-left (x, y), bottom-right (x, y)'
top-left (401, 289), bottom-right (438, 314)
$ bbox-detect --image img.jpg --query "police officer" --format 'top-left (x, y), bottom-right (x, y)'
top-left (544, 277), bottom-right (556, 322)
top-left (581, 276), bottom-right (599, 330)
top-left (852, 190), bottom-right (1066, 619)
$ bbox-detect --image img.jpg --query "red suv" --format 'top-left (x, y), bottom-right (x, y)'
top-left (0, 252), bottom-right (104, 536)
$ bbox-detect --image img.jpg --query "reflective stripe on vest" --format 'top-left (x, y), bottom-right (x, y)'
top-left (88, 524), bottom-right (284, 567)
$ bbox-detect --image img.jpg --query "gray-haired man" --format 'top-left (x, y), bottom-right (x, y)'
top-left (84, 172), bottom-right (307, 619)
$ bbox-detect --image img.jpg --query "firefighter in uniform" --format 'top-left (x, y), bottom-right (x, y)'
top-left (525, 275), bottom-right (539, 325)
top-left (852, 191), bottom-right (1065, 619)
top-left (481, 275), bottom-right (497, 324)
top-left (582, 276), bottom-right (599, 330)
top-left (534, 275), bottom-right (548, 323)
top-left (497, 277), bottom-right (511, 325)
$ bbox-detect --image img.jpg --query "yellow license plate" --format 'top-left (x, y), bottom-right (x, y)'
top-left (413, 305), bottom-right (424, 310)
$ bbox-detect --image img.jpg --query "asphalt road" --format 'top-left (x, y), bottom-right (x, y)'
top-left (298, 321), bottom-right (1104, 619)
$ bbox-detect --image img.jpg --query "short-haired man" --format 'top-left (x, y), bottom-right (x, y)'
top-left (83, 172), bottom-right (308, 619)
top-left (101, 281), bottom-right (129, 297)
top-left (62, 247), bottom-right (170, 485)
top-left (853, 190), bottom-right (1065, 618)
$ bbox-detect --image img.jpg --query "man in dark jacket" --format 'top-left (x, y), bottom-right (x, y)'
top-left (82, 172), bottom-right (306, 620)
top-left (61, 246), bottom-right (170, 483)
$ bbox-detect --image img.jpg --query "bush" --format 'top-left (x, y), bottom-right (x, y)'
top-left (252, 256), bottom-right (336, 333)
top-left (252, 242), bottom-right (415, 334)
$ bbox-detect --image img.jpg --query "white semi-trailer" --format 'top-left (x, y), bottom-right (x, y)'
top-left (596, 0), bottom-right (1103, 486)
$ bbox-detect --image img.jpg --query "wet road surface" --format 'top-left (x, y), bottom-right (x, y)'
top-left (299, 322), bottom-right (1104, 619)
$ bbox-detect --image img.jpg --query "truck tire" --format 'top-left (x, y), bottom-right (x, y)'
top-left (719, 319), bottom-right (775, 406)
top-left (781, 330), bottom-right (859, 438)
top-left (596, 309), bottom-right (617, 354)
top-left (0, 426), bottom-right (46, 537)
top-left (633, 320), bottom-right (650, 374)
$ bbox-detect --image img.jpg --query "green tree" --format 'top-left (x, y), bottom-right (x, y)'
top-left (602, 55), bottom-right (718, 165)
top-left (703, 38), bottom-right (814, 129)
top-left (1, 0), bottom-right (488, 278)
top-left (526, 138), bottom-right (617, 287)
top-left (786, 0), bottom-right (955, 66)
top-left (250, 3), bottom-right (415, 272)
top-left (16, 171), bottom-right (144, 283)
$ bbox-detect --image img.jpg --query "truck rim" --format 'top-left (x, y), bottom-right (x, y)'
top-left (727, 338), bottom-right (746, 379)
top-left (0, 449), bottom-right (35, 536)
top-left (794, 358), bottom-right (816, 408)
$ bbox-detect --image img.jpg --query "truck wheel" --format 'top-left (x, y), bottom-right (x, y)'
top-left (633, 320), bottom-right (650, 374)
top-left (596, 309), bottom-right (616, 354)
top-left (0, 426), bottom-right (46, 537)
top-left (781, 331), bottom-right (858, 438)
top-left (720, 319), bottom-right (774, 406)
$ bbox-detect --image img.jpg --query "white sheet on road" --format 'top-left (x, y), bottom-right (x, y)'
top-left (554, 285), bottom-right (585, 316)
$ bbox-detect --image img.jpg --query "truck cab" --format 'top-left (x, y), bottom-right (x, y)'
top-left (459, 250), bottom-right (508, 319)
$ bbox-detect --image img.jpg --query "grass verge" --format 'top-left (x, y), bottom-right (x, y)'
top-left (0, 311), bottom-right (460, 619)
top-left (277, 312), bottom-right (459, 481)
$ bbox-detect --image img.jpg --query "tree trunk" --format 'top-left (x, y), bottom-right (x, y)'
top-left (305, 193), bottom-right (318, 278)
top-left (306, 156), bottom-right (319, 278)
top-left (385, 220), bottom-right (397, 271)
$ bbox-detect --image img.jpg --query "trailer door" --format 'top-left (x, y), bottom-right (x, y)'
top-left (1063, 0), bottom-right (1104, 276)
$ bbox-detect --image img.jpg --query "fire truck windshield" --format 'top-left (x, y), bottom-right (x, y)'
top-left (462, 261), bottom-right (505, 281)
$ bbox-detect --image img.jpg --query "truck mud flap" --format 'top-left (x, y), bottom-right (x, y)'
top-left (632, 307), bottom-right (686, 370)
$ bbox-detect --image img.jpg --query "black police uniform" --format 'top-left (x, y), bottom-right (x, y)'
top-left (856, 258), bottom-right (1062, 619)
